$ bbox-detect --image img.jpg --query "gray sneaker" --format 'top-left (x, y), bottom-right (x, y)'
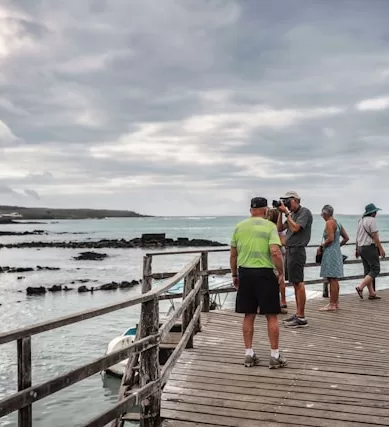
top-left (269, 354), bottom-right (288, 369)
top-left (244, 353), bottom-right (260, 367)
top-left (284, 317), bottom-right (308, 328)
top-left (283, 314), bottom-right (297, 323)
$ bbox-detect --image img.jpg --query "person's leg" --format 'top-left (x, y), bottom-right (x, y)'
top-left (266, 314), bottom-right (279, 350)
top-left (235, 268), bottom-right (260, 366)
top-left (356, 247), bottom-right (380, 298)
top-left (294, 282), bottom-right (306, 318)
top-left (243, 314), bottom-right (256, 350)
top-left (283, 249), bottom-right (298, 322)
top-left (258, 272), bottom-right (287, 369)
top-left (320, 278), bottom-right (338, 311)
top-left (284, 248), bottom-right (308, 327)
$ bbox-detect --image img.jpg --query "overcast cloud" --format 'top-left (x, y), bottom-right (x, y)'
top-left (1, 0), bottom-right (389, 215)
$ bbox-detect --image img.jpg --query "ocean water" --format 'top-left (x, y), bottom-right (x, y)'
top-left (0, 215), bottom-right (388, 427)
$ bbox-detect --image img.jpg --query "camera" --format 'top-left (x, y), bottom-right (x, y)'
top-left (272, 199), bottom-right (292, 209)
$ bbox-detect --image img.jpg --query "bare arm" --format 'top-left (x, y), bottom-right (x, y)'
top-left (270, 244), bottom-right (283, 276)
top-left (285, 214), bottom-right (301, 233)
top-left (340, 226), bottom-right (349, 247)
top-left (230, 246), bottom-right (238, 277)
top-left (322, 220), bottom-right (335, 248)
top-left (371, 232), bottom-right (386, 257)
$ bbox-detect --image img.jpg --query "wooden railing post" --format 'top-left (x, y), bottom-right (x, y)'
top-left (200, 252), bottom-right (209, 312)
top-left (322, 280), bottom-right (329, 298)
top-left (17, 336), bottom-right (32, 427)
top-left (139, 255), bottom-right (161, 427)
top-left (182, 269), bottom-right (195, 349)
top-left (194, 261), bottom-right (202, 333)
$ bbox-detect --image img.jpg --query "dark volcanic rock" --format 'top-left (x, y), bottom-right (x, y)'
top-left (97, 280), bottom-right (140, 291)
top-left (27, 286), bottom-right (46, 295)
top-left (0, 234), bottom-right (225, 250)
top-left (0, 229), bottom-right (46, 236)
top-left (98, 282), bottom-right (119, 291)
top-left (0, 266), bottom-right (60, 273)
top-left (73, 251), bottom-right (108, 261)
top-left (48, 285), bottom-right (62, 292)
top-left (0, 267), bottom-right (34, 273)
top-left (78, 285), bottom-right (94, 293)
top-left (36, 266), bottom-right (60, 271)
top-left (119, 280), bottom-right (139, 289)
top-left (17, 276), bottom-right (25, 280)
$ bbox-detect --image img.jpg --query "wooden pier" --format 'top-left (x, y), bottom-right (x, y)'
top-left (0, 243), bottom-right (388, 427)
top-left (160, 290), bottom-right (389, 427)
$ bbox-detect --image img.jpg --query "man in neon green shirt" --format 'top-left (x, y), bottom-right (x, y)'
top-left (230, 197), bottom-right (287, 369)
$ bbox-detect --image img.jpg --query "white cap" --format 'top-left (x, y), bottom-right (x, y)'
top-left (281, 191), bottom-right (301, 200)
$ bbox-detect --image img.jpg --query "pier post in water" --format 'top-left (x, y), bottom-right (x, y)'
top-left (139, 255), bottom-right (161, 427)
top-left (17, 337), bottom-right (32, 427)
top-left (200, 252), bottom-right (210, 312)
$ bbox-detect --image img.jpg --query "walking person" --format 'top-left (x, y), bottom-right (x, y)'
top-left (267, 208), bottom-right (288, 313)
top-left (277, 191), bottom-right (313, 328)
top-left (355, 203), bottom-right (385, 299)
top-left (316, 205), bottom-right (349, 311)
top-left (230, 197), bottom-right (287, 369)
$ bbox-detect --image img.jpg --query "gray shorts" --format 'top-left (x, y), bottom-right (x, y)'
top-left (285, 246), bottom-right (306, 284)
top-left (359, 245), bottom-right (380, 279)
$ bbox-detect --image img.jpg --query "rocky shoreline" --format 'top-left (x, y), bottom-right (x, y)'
top-left (26, 280), bottom-right (140, 295)
top-left (0, 233), bottom-right (226, 249)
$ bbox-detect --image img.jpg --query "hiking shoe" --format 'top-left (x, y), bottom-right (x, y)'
top-left (269, 354), bottom-right (288, 369)
top-left (244, 353), bottom-right (260, 367)
top-left (284, 317), bottom-right (308, 328)
top-left (283, 314), bottom-right (297, 323)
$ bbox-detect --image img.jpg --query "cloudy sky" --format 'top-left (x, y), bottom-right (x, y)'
top-left (1, 0), bottom-right (389, 216)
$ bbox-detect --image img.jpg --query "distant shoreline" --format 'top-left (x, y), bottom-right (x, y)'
top-left (0, 205), bottom-right (151, 221)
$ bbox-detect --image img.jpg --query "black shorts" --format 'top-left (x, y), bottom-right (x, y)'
top-left (235, 267), bottom-right (281, 315)
top-left (360, 245), bottom-right (380, 279)
top-left (285, 247), bottom-right (306, 284)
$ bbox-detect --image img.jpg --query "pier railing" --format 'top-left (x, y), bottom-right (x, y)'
top-left (0, 240), bottom-right (388, 427)
top-left (148, 240), bottom-right (389, 300)
top-left (0, 254), bottom-right (203, 427)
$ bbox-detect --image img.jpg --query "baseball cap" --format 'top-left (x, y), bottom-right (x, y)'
top-left (281, 191), bottom-right (301, 200)
top-left (250, 197), bottom-right (268, 208)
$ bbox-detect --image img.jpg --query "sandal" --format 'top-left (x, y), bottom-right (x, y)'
top-left (355, 287), bottom-right (363, 299)
top-left (280, 304), bottom-right (288, 314)
top-left (319, 304), bottom-right (337, 311)
top-left (368, 295), bottom-right (381, 300)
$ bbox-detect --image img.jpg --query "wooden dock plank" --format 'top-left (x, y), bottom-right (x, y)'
top-left (161, 289), bottom-right (389, 426)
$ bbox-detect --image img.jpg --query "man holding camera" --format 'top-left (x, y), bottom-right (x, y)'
top-left (276, 191), bottom-right (313, 328)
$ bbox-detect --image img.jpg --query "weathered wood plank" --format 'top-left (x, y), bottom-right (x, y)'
top-left (81, 380), bottom-right (160, 427)
top-left (0, 334), bottom-right (158, 418)
top-left (17, 337), bottom-right (31, 427)
top-left (160, 303), bottom-right (202, 386)
top-left (139, 254), bottom-right (161, 427)
top-left (0, 254), bottom-right (200, 345)
top-left (200, 252), bottom-right (209, 312)
top-left (159, 278), bottom-right (202, 342)
top-left (161, 289), bottom-right (389, 426)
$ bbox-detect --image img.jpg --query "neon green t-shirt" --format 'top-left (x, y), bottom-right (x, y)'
top-left (230, 217), bottom-right (281, 268)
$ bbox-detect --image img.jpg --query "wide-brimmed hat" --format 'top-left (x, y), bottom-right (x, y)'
top-left (363, 203), bottom-right (381, 217)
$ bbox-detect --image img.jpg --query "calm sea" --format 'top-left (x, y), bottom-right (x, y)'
top-left (0, 215), bottom-right (388, 426)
